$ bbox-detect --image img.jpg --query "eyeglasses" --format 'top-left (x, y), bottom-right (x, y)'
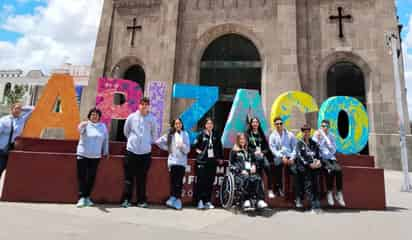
top-left (275, 122), bottom-right (283, 126)
top-left (321, 124), bottom-right (329, 128)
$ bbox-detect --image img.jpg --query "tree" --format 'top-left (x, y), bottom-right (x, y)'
top-left (4, 84), bottom-right (28, 105)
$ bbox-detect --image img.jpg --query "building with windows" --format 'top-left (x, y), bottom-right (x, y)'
top-left (0, 63), bottom-right (90, 115)
top-left (79, 0), bottom-right (411, 170)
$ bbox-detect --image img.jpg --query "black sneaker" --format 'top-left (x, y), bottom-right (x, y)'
top-left (121, 200), bottom-right (131, 208)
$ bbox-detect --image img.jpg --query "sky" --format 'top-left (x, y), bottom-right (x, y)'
top-left (0, 0), bottom-right (103, 72)
top-left (0, 0), bottom-right (412, 116)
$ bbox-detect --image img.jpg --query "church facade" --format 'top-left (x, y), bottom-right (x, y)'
top-left (81, 0), bottom-right (412, 170)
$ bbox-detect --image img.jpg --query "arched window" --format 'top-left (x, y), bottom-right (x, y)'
top-left (327, 61), bottom-right (368, 154)
top-left (199, 34), bottom-right (262, 134)
top-left (123, 65), bottom-right (146, 91)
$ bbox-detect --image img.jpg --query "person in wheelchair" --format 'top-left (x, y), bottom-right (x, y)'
top-left (229, 133), bottom-right (268, 210)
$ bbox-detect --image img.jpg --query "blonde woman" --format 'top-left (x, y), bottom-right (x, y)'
top-left (229, 133), bottom-right (268, 210)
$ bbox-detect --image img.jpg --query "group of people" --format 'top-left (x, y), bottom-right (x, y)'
top-left (226, 116), bottom-right (345, 212)
top-left (0, 97), bottom-right (346, 214)
top-left (74, 97), bottom-right (346, 213)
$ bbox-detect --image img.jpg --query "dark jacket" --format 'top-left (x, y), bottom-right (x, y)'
top-left (246, 131), bottom-right (272, 160)
top-left (296, 138), bottom-right (321, 169)
top-left (194, 130), bottom-right (223, 164)
top-left (229, 149), bottom-right (255, 174)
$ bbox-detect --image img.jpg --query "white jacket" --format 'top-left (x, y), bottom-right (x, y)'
top-left (156, 130), bottom-right (190, 167)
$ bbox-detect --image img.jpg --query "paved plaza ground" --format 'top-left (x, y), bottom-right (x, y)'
top-left (0, 170), bottom-right (411, 240)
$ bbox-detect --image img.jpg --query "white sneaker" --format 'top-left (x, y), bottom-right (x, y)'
top-left (76, 197), bottom-right (86, 208)
top-left (205, 202), bottom-right (215, 209)
top-left (327, 191), bottom-right (335, 206)
top-left (277, 188), bottom-right (285, 197)
top-left (174, 199), bottom-right (182, 210)
top-left (243, 200), bottom-right (252, 209)
top-left (295, 198), bottom-right (303, 208)
top-left (257, 200), bottom-right (268, 209)
top-left (310, 208), bottom-right (322, 214)
top-left (197, 200), bottom-right (205, 209)
top-left (335, 191), bottom-right (346, 207)
top-left (268, 190), bottom-right (275, 199)
top-left (137, 202), bottom-right (148, 208)
top-left (86, 197), bottom-right (94, 207)
top-left (166, 196), bottom-right (176, 208)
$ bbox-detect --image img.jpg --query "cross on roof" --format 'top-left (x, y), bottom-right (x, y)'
top-left (127, 18), bottom-right (142, 47)
top-left (329, 7), bottom-right (352, 39)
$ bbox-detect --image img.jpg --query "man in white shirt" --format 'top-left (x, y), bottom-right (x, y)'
top-left (312, 119), bottom-right (345, 207)
top-left (121, 97), bottom-right (158, 208)
top-left (269, 117), bottom-right (297, 198)
top-left (0, 103), bottom-right (33, 178)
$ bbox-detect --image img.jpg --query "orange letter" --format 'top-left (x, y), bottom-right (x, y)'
top-left (22, 74), bottom-right (80, 139)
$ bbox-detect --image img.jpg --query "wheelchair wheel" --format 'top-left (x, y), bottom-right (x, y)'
top-left (219, 172), bottom-right (235, 209)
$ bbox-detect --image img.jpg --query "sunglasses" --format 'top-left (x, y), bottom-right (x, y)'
top-left (275, 122), bottom-right (283, 126)
top-left (321, 124), bottom-right (329, 128)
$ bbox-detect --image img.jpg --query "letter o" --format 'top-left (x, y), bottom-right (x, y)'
top-left (318, 96), bottom-right (369, 154)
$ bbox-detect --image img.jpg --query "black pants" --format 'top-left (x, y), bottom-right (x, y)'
top-left (170, 165), bottom-right (186, 198)
top-left (195, 161), bottom-right (217, 203)
top-left (293, 165), bottom-right (321, 201)
top-left (122, 151), bottom-right (152, 204)
top-left (274, 163), bottom-right (283, 190)
top-left (323, 159), bottom-right (343, 191)
top-left (256, 156), bottom-right (275, 191)
top-left (304, 168), bottom-right (321, 208)
top-left (236, 174), bottom-right (265, 201)
top-left (0, 154), bottom-right (8, 178)
top-left (289, 165), bottom-right (305, 200)
top-left (76, 156), bottom-right (100, 198)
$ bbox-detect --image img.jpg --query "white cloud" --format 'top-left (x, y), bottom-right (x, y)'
top-left (0, 4), bottom-right (15, 21)
top-left (0, 0), bottom-right (103, 73)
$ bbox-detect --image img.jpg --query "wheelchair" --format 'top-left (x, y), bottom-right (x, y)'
top-left (219, 167), bottom-right (265, 211)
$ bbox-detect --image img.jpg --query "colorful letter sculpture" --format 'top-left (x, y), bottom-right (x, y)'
top-left (20, 75), bottom-right (371, 155)
top-left (148, 81), bottom-right (167, 138)
top-left (172, 84), bottom-right (219, 142)
top-left (22, 74), bottom-right (80, 139)
top-left (271, 91), bottom-right (319, 129)
top-left (222, 89), bottom-right (269, 148)
top-left (95, 78), bottom-right (143, 130)
top-left (318, 96), bottom-right (369, 155)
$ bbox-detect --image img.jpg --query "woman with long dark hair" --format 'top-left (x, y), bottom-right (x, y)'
top-left (156, 118), bottom-right (190, 210)
top-left (245, 117), bottom-right (276, 199)
top-left (194, 118), bottom-right (223, 210)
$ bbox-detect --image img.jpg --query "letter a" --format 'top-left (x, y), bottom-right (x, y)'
top-left (22, 74), bottom-right (80, 139)
top-left (221, 89), bottom-right (269, 148)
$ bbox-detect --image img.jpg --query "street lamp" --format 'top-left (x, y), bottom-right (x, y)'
top-left (385, 31), bottom-right (412, 192)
